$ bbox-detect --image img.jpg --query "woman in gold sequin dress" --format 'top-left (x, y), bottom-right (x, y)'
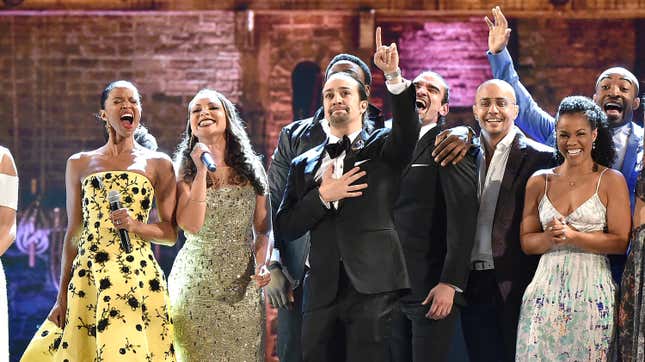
top-left (21, 80), bottom-right (178, 362)
top-left (169, 89), bottom-right (272, 362)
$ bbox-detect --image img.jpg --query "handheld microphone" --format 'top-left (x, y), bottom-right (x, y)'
top-left (108, 190), bottom-right (132, 253)
top-left (200, 151), bottom-right (217, 172)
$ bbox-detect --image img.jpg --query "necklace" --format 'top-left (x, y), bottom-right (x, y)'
top-left (556, 163), bottom-right (598, 188)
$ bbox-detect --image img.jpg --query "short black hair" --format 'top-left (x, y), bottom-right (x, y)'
top-left (325, 54), bottom-right (372, 86)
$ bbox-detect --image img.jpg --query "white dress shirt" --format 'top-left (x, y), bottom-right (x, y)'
top-left (612, 123), bottom-right (630, 170)
top-left (471, 126), bottom-right (518, 269)
top-left (315, 120), bottom-right (362, 209)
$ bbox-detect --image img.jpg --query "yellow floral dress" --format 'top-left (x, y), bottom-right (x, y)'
top-left (21, 171), bottom-right (175, 362)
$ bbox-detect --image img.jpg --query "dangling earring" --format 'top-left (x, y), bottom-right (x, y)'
top-left (592, 141), bottom-right (596, 150)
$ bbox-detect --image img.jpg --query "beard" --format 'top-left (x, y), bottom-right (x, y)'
top-left (604, 112), bottom-right (622, 126)
top-left (329, 111), bottom-right (351, 127)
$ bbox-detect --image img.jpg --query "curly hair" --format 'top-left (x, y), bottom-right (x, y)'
top-left (553, 95), bottom-right (615, 167)
top-left (174, 89), bottom-right (267, 195)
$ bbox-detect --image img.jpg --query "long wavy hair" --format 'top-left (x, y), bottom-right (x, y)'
top-left (553, 95), bottom-right (615, 167)
top-left (174, 89), bottom-right (267, 195)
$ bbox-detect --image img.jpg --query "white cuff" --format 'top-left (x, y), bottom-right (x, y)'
top-left (319, 195), bottom-right (332, 209)
top-left (0, 174), bottom-right (18, 210)
top-left (447, 283), bottom-right (463, 293)
top-left (270, 248), bottom-right (281, 263)
top-left (386, 79), bottom-right (410, 95)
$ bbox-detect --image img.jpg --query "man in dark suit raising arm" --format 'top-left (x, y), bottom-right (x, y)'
top-left (387, 66), bottom-right (479, 361)
top-left (275, 27), bottom-right (418, 362)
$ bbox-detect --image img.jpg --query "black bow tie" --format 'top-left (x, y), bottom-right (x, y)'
top-left (325, 135), bottom-right (351, 159)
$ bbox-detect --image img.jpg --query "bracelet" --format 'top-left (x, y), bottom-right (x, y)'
top-left (189, 198), bottom-right (206, 203)
top-left (384, 67), bottom-right (401, 82)
top-left (267, 262), bottom-right (282, 271)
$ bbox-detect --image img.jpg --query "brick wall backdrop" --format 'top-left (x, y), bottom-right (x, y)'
top-left (516, 18), bottom-right (636, 116)
top-left (0, 11), bottom-right (641, 198)
top-left (0, 11), bottom-right (241, 200)
top-left (0, 6), bottom-right (643, 362)
top-left (253, 12), bottom-right (360, 156)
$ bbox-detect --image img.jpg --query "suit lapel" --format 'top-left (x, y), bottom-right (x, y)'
top-left (338, 129), bottom-right (370, 211)
top-left (304, 141), bottom-right (327, 189)
top-left (402, 126), bottom-right (439, 178)
top-left (491, 133), bottom-right (526, 256)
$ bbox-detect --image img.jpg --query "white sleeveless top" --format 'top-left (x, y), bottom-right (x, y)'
top-left (538, 168), bottom-right (608, 242)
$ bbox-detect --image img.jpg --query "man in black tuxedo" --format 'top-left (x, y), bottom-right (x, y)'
top-left (275, 28), bottom-right (418, 362)
top-left (387, 67), bottom-right (479, 361)
top-left (266, 53), bottom-right (385, 362)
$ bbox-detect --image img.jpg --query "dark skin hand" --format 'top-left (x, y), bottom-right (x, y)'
top-left (432, 127), bottom-right (472, 166)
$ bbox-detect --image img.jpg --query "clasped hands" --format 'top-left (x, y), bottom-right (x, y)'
top-left (545, 217), bottom-right (577, 246)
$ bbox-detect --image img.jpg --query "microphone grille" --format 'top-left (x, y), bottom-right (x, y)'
top-left (107, 190), bottom-right (120, 203)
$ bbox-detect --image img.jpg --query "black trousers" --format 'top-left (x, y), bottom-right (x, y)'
top-left (461, 270), bottom-right (516, 362)
top-left (390, 299), bottom-right (459, 362)
top-left (301, 266), bottom-right (399, 362)
top-left (277, 279), bottom-right (305, 362)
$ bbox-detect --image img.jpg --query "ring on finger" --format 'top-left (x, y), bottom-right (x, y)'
top-left (547, 226), bottom-right (553, 231)
top-left (561, 235), bottom-right (566, 240)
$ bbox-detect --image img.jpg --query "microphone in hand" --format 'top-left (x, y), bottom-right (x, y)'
top-left (200, 151), bottom-right (217, 172)
top-left (108, 190), bottom-right (132, 253)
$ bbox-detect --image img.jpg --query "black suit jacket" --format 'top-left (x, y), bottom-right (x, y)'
top-left (275, 89), bottom-right (419, 312)
top-left (486, 132), bottom-right (555, 306)
top-left (392, 87), bottom-right (479, 305)
top-left (268, 105), bottom-right (385, 284)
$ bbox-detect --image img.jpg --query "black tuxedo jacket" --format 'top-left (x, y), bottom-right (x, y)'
top-left (392, 87), bottom-right (479, 305)
top-left (275, 89), bottom-right (419, 312)
top-left (268, 105), bottom-right (385, 283)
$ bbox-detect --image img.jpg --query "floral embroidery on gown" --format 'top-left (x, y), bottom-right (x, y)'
top-left (21, 171), bottom-right (175, 362)
top-left (516, 169), bottom-right (616, 361)
top-left (168, 184), bottom-right (264, 362)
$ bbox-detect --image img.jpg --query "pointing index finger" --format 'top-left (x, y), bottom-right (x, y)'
top-left (376, 26), bottom-right (382, 48)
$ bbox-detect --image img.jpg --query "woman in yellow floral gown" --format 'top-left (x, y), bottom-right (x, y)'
top-left (169, 89), bottom-right (271, 361)
top-left (21, 80), bottom-right (178, 362)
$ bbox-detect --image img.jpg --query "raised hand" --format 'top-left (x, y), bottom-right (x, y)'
top-left (486, 6), bottom-right (511, 54)
top-left (373, 26), bottom-right (399, 74)
top-left (319, 165), bottom-right (368, 203)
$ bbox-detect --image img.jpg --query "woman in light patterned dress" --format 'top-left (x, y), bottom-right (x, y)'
top-left (0, 146), bottom-right (17, 362)
top-left (517, 96), bottom-right (630, 361)
top-left (169, 88), bottom-right (271, 362)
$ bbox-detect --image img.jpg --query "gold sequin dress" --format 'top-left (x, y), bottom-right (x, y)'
top-left (21, 171), bottom-right (175, 362)
top-left (168, 184), bottom-right (264, 362)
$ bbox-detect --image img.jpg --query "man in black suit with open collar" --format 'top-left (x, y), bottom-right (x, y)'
top-left (387, 67), bottom-right (479, 361)
top-left (275, 28), bottom-right (418, 362)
